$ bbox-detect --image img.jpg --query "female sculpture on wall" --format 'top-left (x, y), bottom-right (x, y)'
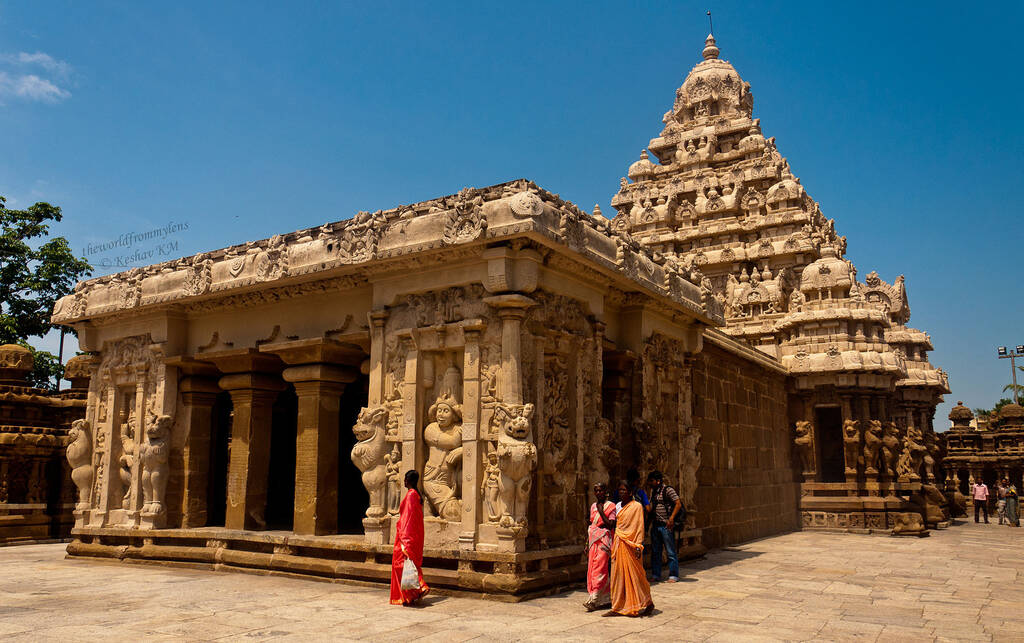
top-left (422, 393), bottom-right (463, 521)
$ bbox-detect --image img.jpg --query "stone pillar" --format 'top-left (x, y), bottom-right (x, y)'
top-left (259, 338), bottom-right (368, 537)
top-left (483, 294), bottom-right (536, 553)
top-left (840, 395), bottom-right (858, 483)
top-left (484, 294), bottom-right (535, 405)
top-left (219, 373), bottom-right (285, 530)
top-left (178, 376), bottom-right (221, 528)
top-left (90, 382), bottom-right (116, 526)
top-left (0, 456), bottom-right (7, 503)
top-left (368, 311), bottom-right (388, 407)
top-left (283, 365), bottom-right (354, 535)
top-left (459, 321), bottom-right (485, 550)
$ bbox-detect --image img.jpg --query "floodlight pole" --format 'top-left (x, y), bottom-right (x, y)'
top-left (1000, 351), bottom-right (1021, 406)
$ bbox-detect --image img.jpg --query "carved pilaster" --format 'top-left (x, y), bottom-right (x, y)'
top-left (460, 321), bottom-right (485, 549)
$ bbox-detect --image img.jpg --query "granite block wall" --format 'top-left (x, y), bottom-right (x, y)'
top-left (691, 341), bottom-right (801, 548)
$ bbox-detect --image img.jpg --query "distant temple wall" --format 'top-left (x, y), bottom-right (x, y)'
top-left (692, 334), bottom-right (799, 548)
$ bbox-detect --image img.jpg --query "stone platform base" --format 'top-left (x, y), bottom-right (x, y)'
top-left (67, 526), bottom-right (585, 601)
top-left (0, 503), bottom-right (73, 545)
top-left (799, 483), bottom-right (928, 536)
top-left (676, 528), bottom-right (707, 560)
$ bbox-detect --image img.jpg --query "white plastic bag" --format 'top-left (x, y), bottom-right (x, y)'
top-left (400, 556), bottom-right (419, 590)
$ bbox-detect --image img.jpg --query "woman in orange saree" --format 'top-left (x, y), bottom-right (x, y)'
top-left (390, 470), bottom-right (430, 606)
top-left (608, 480), bottom-right (654, 616)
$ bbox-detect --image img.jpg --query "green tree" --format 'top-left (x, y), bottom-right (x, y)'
top-left (0, 196), bottom-right (91, 388)
top-left (1002, 365), bottom-right (1024, 403)
top-left (974, 398), bottom-right (1018, 419)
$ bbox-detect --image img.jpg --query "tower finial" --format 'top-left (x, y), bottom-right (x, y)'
top-left (702, 34), bottom-right (719, 60)
top-left (703, 10), bottom-right (719, 60)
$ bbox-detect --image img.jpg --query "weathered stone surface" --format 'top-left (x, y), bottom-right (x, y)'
top-left (2, 521), bottom-right (1015, 639)
top-left (0, 346), bottom-right (89, 544)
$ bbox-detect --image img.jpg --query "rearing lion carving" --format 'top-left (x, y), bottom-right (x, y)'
top-left (494, 403), bottom-right (537, 529)
top-left (351, 406), bottom-right (389, 519)
top-left (66, 419), bottom-right (94, 510)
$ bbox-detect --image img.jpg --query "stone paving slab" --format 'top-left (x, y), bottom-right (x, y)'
top-left (0, 520), bottom-right (1021, 642)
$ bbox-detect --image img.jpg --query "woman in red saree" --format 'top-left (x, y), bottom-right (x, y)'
top-left (608, 480), bottom-right (654, 616)
top-left (390, 470), bottom-right (429, 606)
top-left (584, 482), bottom-right (617, 611)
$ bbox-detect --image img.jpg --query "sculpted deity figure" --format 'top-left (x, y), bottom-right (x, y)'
top-left (351, 406), bottom-right (389, 519)
top-left (793, 421), bottom-right (815, 475)
top-left (385, 444), bottom-right (401, 516)
top-left (679, 424), bottom-right (701, 515)
top-left (483, 442), bottom-right (503, 523)
top-left (881, 422), bottom-right (901, 478)
top-left (842, 419), bottom-right (861, 474)
top-left (495, 403), bottom-right (537, 529)
top-left (862, 420), bottom-right (883, 476)
top-left (422, 394), bottom-right (464, 521)
top-left (119, 407), bottom-right (137, 509)
top-left (65, 419), bottom-right (94, 510)
top-left (922, 431), bottom-right (938, 483)
top-left (139, 414), bottom-right (171, 515)
top-left (897, 426), bottom-right (926, 481)
top-left (592, 418), bottom-right (619, 487)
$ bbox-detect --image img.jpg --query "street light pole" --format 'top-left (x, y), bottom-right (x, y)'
top-left (997, 345), bottom-right (1024, 406)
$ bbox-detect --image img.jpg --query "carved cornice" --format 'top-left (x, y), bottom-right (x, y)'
top-left (53, 179), bottom-right (719, 329)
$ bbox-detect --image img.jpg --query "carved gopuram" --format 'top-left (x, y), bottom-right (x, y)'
top-left (0, 345), bottom-right (90, 543)
top-left (944, 401), bottom-right (1024, 510)
top-left (51, 35), bottom-right (948, 596)
top-left (610, 35), bottom-right (949, 534)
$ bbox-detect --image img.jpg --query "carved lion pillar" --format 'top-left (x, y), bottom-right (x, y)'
top-left (178, 375), bottom-right (221, 528)
top-left (482, 294), bottom-right (536, 553)
top-left (284, 365), bottom-right (353, 535)
top-left (218, 373), bottom-right (285, 530)
top-left (840, 395), bottom-right (859, 484)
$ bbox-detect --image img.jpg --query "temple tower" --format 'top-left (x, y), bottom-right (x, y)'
top-left (612, 34), bottom-right (949, 532)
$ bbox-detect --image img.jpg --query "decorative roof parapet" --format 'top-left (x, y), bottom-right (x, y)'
top-left (52, 179), bottom-right (722, 327)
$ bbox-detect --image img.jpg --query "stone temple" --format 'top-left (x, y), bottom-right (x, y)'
top-left (51, 36), bottom-right (950, 597)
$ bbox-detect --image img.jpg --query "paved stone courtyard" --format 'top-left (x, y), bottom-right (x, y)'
top-left (0, 520), bottom-right (1020, 642)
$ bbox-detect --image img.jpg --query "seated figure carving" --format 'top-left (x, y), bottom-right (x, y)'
top-left (423, 394), bottom-right (463, 521)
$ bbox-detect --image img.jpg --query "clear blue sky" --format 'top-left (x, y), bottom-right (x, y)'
top-left (2, 1), bottom-right (1022, 424)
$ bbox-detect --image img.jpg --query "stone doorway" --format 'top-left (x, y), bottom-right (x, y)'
top-left (205, 391), bottom-right (233, 527)
top-left (337, 372), bottom-right (370, 534)
top-left (1010, 467), bottom-right (1023, 492)
top-left (266, 385), bottom-right (297, 530)
top-left (815, 407), bottom-right (845, 483)
top-left (982, 468), bottom-right (998, 491)
top-left (957, 468), bottom-right (970, 496)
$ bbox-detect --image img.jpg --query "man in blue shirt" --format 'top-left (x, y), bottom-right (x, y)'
top-left (625, 468), bottom-right (650, 511)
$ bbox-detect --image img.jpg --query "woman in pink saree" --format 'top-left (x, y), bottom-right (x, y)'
top-left (584, 482), bottom-right (617, 611)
